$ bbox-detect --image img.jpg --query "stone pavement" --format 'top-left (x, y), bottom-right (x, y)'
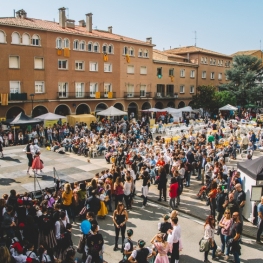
top-left (0, 145), bottom-right (111, 197)
top-left (136, 150), bottom-right (263, 240)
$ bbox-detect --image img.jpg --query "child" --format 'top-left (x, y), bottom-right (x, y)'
top-left (26, 243), bottom-right (39, 262)
top-left (105, 184), bottom-right (112, 212)
top-left (97, 188), bottom-right (108, 218)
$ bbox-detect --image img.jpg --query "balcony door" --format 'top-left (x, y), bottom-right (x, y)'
top-left (75, 83), bottom-right (84, 98)
top-left (157, 84), bottom-right (165, 97)
top-left (166, 85), bottom-right (174, 96)
top-left (90, 83), bottom-right (98, 98)
top-left (58, 82), bottom-right (68, 98)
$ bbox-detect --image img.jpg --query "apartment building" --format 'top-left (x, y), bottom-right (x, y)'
top-left (0, 8), bottom-right (231, 120)
top-left (165, 46), bottom-right (232, 87)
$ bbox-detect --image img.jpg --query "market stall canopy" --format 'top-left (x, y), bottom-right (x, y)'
top-left (3, 112), bottom-right (42, 125)
top-left (67, 114), bottom-right (96, 126)
top-left (141, 108), bottom-right (166, 112)
top-left (168, 106), bottom-right (193, 113)
top-left (96, 106), bottom-right (127, 116)
top-left (237, 156), bottom-right (263, 181)
top-left (219, 104), bottom-right (238, 111)
top-left (35, 112), bottom-right (66, 120)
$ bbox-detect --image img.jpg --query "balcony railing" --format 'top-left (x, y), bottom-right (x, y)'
top-left (154, 92), bottom-right (178, 99)
top-left (124, 92), bottom-right (152, 98)
top-left (57, 92), bottom-right (116, 99)
top-left (9, 93), bottom-right (27, 101)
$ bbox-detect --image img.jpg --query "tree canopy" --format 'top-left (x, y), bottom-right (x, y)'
top-left (219, 55), bottom-right (263, 107)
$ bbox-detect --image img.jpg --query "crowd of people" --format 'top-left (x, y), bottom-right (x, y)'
top-left (0, 111), bottom-right (263, 263)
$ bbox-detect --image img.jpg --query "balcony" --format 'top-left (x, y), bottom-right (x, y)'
top-left (154, 92), bottom-right (178, 99)
top-left (124, 92), bottom-right (152, 99)
top-left (9, 93), bottom-right (27, 101)
top-left (57, 92), bottom-right (116, 99)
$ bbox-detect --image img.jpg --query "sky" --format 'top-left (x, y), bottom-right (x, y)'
top-left (0, 0), bottom-right (262, 55)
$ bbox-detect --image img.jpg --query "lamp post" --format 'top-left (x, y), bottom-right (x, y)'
top-left (30, 93), bottom-right (35, 117)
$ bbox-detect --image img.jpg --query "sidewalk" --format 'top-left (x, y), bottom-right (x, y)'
top-left (136, 151), bottom-right (263, 240)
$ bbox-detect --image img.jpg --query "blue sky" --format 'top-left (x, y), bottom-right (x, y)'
top-left (0, 0), bottom-right (262, 55)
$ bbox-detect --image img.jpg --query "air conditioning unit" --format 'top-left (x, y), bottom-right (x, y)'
top-left (157, 92), bottom-right (161, 97)
top-left (127, 93), bottom-right (133, 98)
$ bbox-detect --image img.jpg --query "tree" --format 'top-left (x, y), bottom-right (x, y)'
top-left (214, 91), bottom-right (237, 108)
top-left (219, 55), bottom-right (263, 107)
top-left (191, 85), bottom-right (217, 116)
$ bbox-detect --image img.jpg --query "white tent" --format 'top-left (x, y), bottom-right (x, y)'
top-left (97, 106), bottom-right (127, 116)
top-left (219, 104), bottom-right (238, 111)
top-left (141, 108), bottom-right (166, 112)
top-left (35, 112), bottom-right (66, 120)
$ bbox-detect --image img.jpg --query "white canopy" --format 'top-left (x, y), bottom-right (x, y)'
top-left (96, 106), bottom-right (127, 116)
top-left (219, 104), bottom-right (238, 111)
top-left (35, 112), bottom-right (66, 120)
top-left (141, 108), bottom-right (166, 112)
top-left (168, 106), bottom-right (193, 113)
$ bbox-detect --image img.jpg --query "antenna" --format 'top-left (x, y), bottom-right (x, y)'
top-left (194, 31), bottom-right (197, 47)
top-left (66, 7), bottom-right (69, 18)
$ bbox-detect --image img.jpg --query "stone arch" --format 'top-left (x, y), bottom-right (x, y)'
top-left (11, 31), bottom-right (20, 44)
top-left (54, 104), bottom-right (71, 116)
top-left (188, 101), bottom-right (193, 107)
top-left (141, 102), bottom-right (151, 110)
top-left (114, 103), bottom-right (124, 111)
top-left (76, 104), bottom-right (91, 115)
top-left (155, 101), bottom-right (164, 109)
top-left (128, 102), bottom-right (138, 118)
top-left (167, 101), bottom-right (175, 108)
top-left (32, 105), bottom-right (48, 117)
top-left (178, 101), bottom-right (185, 109)
top-left (95, 103), bottom-right (108, 113)
top-left (6, 106), bottom-right (24, 119)
top-left (22, 32), bottom-right (30, 45)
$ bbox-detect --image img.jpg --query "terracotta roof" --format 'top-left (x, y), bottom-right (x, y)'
top-left (165, 45), bottom-right (232, 58)
top-left (0, 17), bottom-right (152, 46)
top-left (153, 49), bottom-right (198, 66)
top-left (231, 50), bottom-right (261, 57)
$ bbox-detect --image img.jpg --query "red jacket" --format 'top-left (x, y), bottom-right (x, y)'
top-left (169, 182), bottom-right (178, 198)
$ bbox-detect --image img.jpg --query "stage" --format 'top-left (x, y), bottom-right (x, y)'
top-left (0, 146), bottom-right (111, 196)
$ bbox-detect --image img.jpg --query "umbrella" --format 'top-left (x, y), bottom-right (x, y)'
top-left (35, 112), bottom-right (66, 120)
top-left (96, 106), bottom-right (127, 116)
top-left (244, 104), bottom-right (258, 109)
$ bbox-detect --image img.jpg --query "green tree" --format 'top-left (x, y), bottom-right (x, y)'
top-left (191, 85), bottom-right (217, 115)
top-left (214, 91), bottom-right (237, 108)
top-left (219, 55), bottom-right (263, 107)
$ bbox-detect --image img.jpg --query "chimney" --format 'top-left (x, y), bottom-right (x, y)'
top-left (16, 9), bottom-right (27, 19)
top-left (146, 37), bottom-right (152, 44)
top-left (108, 26), bottom-right (112, 33)
top-left (79, 20), bottom-right (85, 27)
top-left (59, 7), bottom-right (66, 28)
top-left (86, 13), bottom-right (93, 33)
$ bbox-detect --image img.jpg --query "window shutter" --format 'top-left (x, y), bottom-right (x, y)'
top-left (35, 58), bottom-right (43, 69)
top-left (9, 57), bottom-right (19, 68)
top-left (0, 31), bottom-right (5, 43)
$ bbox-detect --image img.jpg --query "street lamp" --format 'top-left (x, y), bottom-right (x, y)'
top-left (30, 93), bottom-right (35, 117)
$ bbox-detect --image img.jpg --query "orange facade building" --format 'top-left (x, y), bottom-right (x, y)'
top-left (0, 8), bottom-right (231, 120)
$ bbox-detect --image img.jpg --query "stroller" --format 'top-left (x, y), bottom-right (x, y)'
top-left (197, 177), bottom-right (212, 201)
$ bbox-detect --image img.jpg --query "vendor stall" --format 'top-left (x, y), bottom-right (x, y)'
top-left (67, 114), bottom-right (96, 127)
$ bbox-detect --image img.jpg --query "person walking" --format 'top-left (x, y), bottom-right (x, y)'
top-left (32, 151), bottom-right (44, 175)
top-left (256, 195), bottom-right (263, 244)
top-left (113, 202), bottom-right (128, 251)
top-left (114, 177), bottom-right (124, 209)
top-left (62, 183), bottom-right (73, 222)
top-left (25, 139), bottom-right (34, 176)
top-left (158, 167), bottom-right (167, 202)
top-left (141, 170), bottom-right (150, 208)
top-left (169, 177), bottom-right (178, 210)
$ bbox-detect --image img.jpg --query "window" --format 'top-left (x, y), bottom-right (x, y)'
top-left (11, 32), bottom-right (20, 44)
top-left (211, 72), bottom-right (215, 79)
top-left (201, 57), bottom-right (204, 64)
top-left (218, 60), bottom-right (220, 66)
top-left (143, 49), bottom-right (149, 58)
top-left (140, 66), bottom-right (147, 75)
top-left (75, 82), bottom-right (85, 98)
top-left (10, 81), bottom-right (20, 93)
top-left (73, 40), bottom-right (79, 50)
top-left (218, 73), bottom-right (222, 80)
top-left (213, 59), bottom-right (216, 65)
top-left (127, 65), bottom-right (134, 74)
top-left (190, 70), bottom-right (195, 78)
top-left (90, 62), bottom-right (98, 71)
top-left (64, 38), bottom-right (70, 48)
top-left (32, 34), bottom-right (40, 46)
top-left (138, 48), bottom-right (143, 57)
top-left (34, 57), bottom-right (44, 69)
top-left (87, 41), bottom-right (93, 52)
top-left (180, 85), bottom-right (185, 93)
top-left (35, 81), bottom-right (45, 93)
top-left (58, 59), bottom-right (68, 69)
top-left (169, 68), bottom-right (174, 76)
top-left (180, 69), bottom-right (185, 77)
top-left (123, 46), bottom-right (128, 55)
top-left (104, 83), bottom-right (112, 97)
top-left (79, 41), bottom-right (85, 51)
top-left (166, 84), bottom-right (174, 95)
top-left (210, 58), bottom-right (213, 65)
top-left (58, 82), bottom-right (68, 98)
top-left (127, 84), bottom-right (134, 97)
top-left (56, 38), bottom-right (62, 48)
top-left (102, 44), bottom-right (107, 53)
top-left (22, 33), bottom-right (30, 45)
top-left (204, 57), bottom-right (207, 64)
top-left (0, 30), bottom-right (6, 43)
top-left (202, 71), bottom-right (206, 78)
top-left (140, 84), bottom-right (147, 97)
top-left (108, 44), bottom-right (114, 54)
top-left (90, 83), bottom-right (98, 97)
top-left (129, 47), bottom-right (134, 56)
top-left (9, 56), bottom-right (20, 68)
top-left (221, 60), bottom-right (223, 66)
top-left (75, 61), bottom-right (84, 71)
top-left (157, 67), bottom-right (162, 77)
top-left (104, 63), bottom-right (112, 72)
top-left (190, 85), bottom-right (195, 94)
top-left (93, 42), bottom-right (99, 53)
